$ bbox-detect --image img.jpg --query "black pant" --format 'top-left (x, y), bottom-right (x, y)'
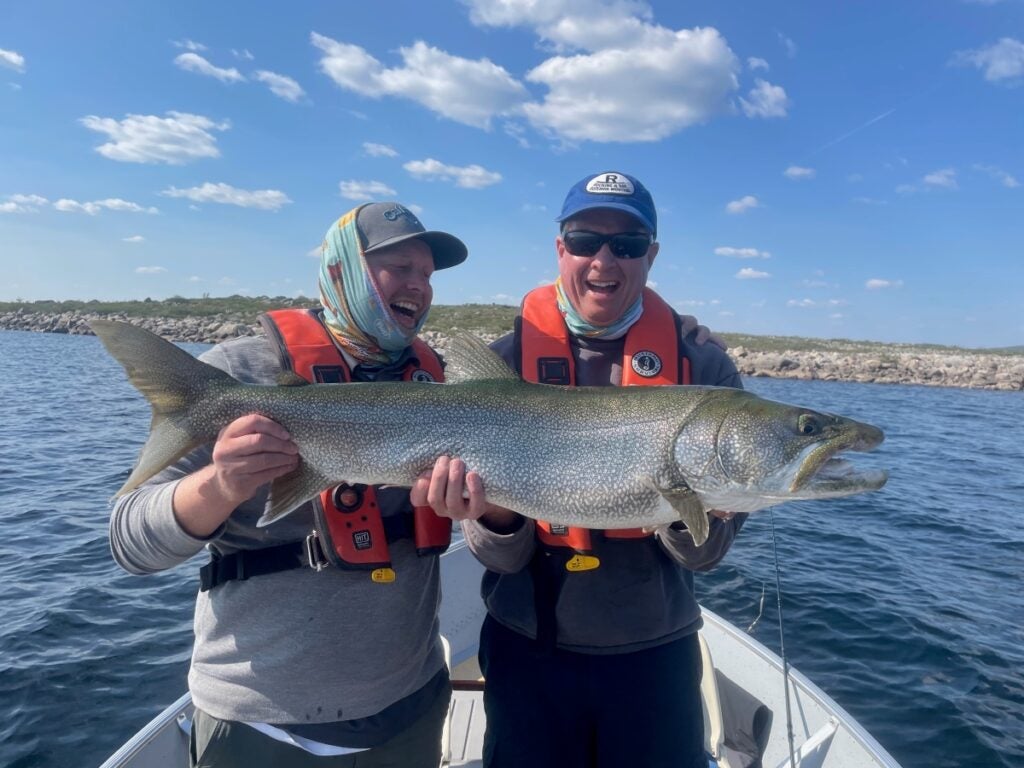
top-left (479, 615), bottom-right (707, 768)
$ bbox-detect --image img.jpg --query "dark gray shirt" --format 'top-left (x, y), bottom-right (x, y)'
top-left (462, 318), bottom-right (747, 654)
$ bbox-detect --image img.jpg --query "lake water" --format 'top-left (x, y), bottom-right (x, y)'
top-left (1, 330), bottom-right (1021, 768)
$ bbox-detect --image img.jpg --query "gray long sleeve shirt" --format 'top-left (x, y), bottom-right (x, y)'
top-left (462, 320), bottom-right (747, 654)
top-left (109, 335), bottom-right (444, 726)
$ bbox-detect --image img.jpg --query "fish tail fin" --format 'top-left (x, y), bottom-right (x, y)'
top-left (90, 319), bottom-right (237, 496)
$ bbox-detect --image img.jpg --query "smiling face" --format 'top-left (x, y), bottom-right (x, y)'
top-left (556, 208), bottom-right (659, 327)
top-left (365, 239), bottom-right (435, 330)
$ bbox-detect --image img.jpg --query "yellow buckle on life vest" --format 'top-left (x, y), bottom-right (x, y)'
top-left (371, 568), bottom-right (397, 583)
top-left (564, 554), bottom-right (600, 572)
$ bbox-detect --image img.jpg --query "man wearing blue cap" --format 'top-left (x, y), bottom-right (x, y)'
top-left (414, 172), bottom-right (747, 767)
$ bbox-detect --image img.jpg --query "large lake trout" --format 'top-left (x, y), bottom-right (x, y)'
top-left (92, 319), bottom-right (887, 545)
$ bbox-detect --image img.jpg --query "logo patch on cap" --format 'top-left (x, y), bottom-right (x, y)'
top-left (585, 173), bottom-right (635, 196)
top-left (410, 369), bottom-right (435, 383)
top-left (631, 350), bottom-right (662, 378)
top-left (382, 204), bottom-right (420, 226)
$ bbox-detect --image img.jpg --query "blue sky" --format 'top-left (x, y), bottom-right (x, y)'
top-left (1, 0), bottom-right (1021, 347)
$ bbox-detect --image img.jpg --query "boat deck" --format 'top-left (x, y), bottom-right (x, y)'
top-left (446, 687), bottom-right (486, 767)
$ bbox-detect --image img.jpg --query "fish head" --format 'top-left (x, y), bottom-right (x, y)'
top-left (673, 390), bottom-right (888, 512)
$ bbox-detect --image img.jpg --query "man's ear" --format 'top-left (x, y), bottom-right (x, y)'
top-left (646, 241), bottom-right (659, 268)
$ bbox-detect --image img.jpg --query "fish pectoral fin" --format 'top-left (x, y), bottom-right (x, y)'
top-left (259, 462), bottom-right (331, 527)
top-left (660, 484), bottom-right (710, 547)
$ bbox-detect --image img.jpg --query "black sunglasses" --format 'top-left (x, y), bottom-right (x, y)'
top-left (562, 230), bottom-right (653, 260)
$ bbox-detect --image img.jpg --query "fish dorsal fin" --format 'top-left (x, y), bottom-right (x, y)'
top-left (444, 332), bottom-right (519, 384)
top-left (276, 371), bottom-right (311, 387)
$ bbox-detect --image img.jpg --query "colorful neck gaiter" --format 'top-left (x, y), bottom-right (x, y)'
top-left (318, 206), bottom-right (426, 366)
top-left (555, 277), bottom-right (643, 340)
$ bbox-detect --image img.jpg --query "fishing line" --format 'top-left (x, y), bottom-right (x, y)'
top-left (769, 508), bottom-right (798, 768)
top-left (746, 582), bottom-right (767, 633)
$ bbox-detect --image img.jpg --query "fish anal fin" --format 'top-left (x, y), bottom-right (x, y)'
top-left (660, 483), bottom-right (710, 546)
top-left (259, 463), bottom-right (331, 527)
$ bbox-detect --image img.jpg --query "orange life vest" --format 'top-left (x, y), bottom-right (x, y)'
top-left (517, 286), bottom-right (691, 555)
top-left (260, 309), bottom-right (452, 578)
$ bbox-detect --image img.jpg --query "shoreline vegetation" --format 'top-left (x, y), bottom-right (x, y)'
top-left (2, 296), bottom-right (1022, 391)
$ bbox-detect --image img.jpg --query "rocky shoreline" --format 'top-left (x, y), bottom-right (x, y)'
top-left (3, 309), bottom-right (1022, 391)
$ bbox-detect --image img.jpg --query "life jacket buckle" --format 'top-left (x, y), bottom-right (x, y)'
top-left (304, 530), bottom-right (329, 572)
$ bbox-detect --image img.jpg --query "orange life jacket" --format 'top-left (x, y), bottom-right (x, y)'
top-left (517, 286), bottom-right (691, 556)
top-left (260, 309), bottom-right (452, 579)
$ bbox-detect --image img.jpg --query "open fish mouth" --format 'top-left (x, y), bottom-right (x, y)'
top-left (790, 422), bottom-right (886, 494)
top-left (801, 456), bottom-right (888, 493)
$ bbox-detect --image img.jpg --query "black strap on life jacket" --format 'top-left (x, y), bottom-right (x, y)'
top-left (198, 512), bottom-right (417, 592)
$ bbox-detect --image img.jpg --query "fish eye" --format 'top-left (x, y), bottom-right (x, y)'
top-left (798, 413), bottom-right (821, 436)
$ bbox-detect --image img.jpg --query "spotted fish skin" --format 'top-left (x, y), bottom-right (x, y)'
top-left (91, 320), bottom-right (887, 545)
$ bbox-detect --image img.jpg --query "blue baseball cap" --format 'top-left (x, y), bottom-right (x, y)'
top-left (556, 171), bottom-right (657, 237)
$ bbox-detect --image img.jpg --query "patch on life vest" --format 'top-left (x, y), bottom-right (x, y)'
top-left (549, 524), bottom-right (570, 536)
top-left (565, 554), bottom-right (600, 572)
top-left (585, 173), bottom-right (635, 195)
top-left (353, 530), bottom-right (373, 550)
top-left (631, 350), bottom-right (662, 378)
top-left (410, 369), bottom-right (436, 383)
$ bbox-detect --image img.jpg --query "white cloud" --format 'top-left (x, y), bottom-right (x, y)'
top-left (172, 39), bottom-right (207, 52)
top-left (403, 158), bottom-right (502, 189)
top-left (726, 195), bottom-right (760, 214)
top-left (161, 182), bottom-right (291, 210)
top-left (311, 32), bottom-right (527, 129)
top-left (174, 53), bottom-right (246, 83)
top-left (406, 203), bottom-right (424, 216)
top-left (736, 267), bottom-right (770, 279)
top-left (490, 293), bottom-right (519, 305)
top-left (363, 142), bottom-right (398, 158)
top-left (0, 194), bottom-right (48, 213)
top-left (865, 279), bottom-right (903, 290)
top-left (787, 298), bottom-right (817, 308)
top-left (784, 165), bottom-right (815, 180)
top-left (0, 48), bottom-right (26, 73)
top-left (923, 168), bottom-right (957, 189)
top-left (54, 198), bottom-right (159, 215)
top-left (254, 70), bottom-right (305, 102)
top-left (973, 163), bottom-right (1020, 188)
top-left (953, 37), bottom-right (1024, 83)
top-left (122, 235), bottom-right (145, 243)
top-left (135, 266), bottom-right (167, 274)
top-left (715, 246), bottom-right (770, 259)
top-left (524, 27), bottom-right (741, 142)
top-left (338, 180), bottom-right (398, 200)
top-left (895, 184), bottom-right (916, 195)
top-left (188, 275), bottom-right (202, 282)
top-left (853, 196), bottom-right (887, 205)
top-left (778, 32), bottom-right (797, 58)
top-left (232, 49), bottom-right (255, 61)
top-left (740, 78), bottom-right (790, 118)
top-left (80, 111), bottom-right (230, 165)
top-left (748, 57), bottom-right (769, 71)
